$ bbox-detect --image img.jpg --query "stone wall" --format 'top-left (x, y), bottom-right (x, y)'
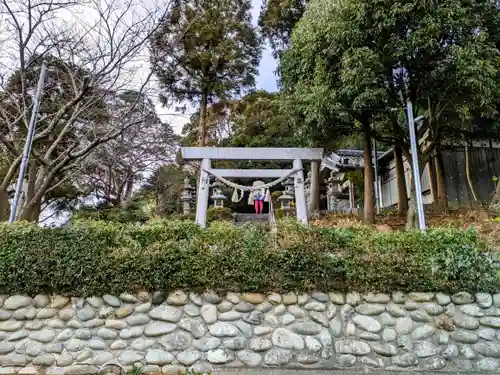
top-left (1, 291), bottom-right (500, 374)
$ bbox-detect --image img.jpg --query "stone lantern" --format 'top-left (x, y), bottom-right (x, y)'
top-left (278, 191), bottom-right (294, 216)
top-left (210, 180), bottom-right (227, 208)
top-left (282, 176), bottom-right (295, 197)
top-left (304, 171), bottom-right (312, 208)
top-left (325, 170), bottom-right (342, 212)
top-left (180, 177), bottom-right (194, 215)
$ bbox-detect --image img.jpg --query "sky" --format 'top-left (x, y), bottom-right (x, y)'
top-left (159, 0), bottom-right (279, 134)
top-left (251, 0), bottom-right (279, 93)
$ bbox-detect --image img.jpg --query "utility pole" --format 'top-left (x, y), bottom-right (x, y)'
top-left (9, 62), bottom-right (47, 223)
top-left (372, 139), bottom-right (381, 214)
top-left (406, 100), bottom-right (426, 231)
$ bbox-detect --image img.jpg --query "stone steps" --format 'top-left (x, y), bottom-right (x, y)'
top-left (233, 213), bottom-right (270, 227)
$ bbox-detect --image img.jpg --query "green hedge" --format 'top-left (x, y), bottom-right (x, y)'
top-left (0, 220), bottom-right (498, 296)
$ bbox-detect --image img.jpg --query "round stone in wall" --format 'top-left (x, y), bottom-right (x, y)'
top-left (473, 342), bottom-right (500, 358)
top-left (335, 340), bottom-right (371, 356)
top-left (4, 296), bottom-right (32, 310)
top-left (452, 292), bottom-right (474, 305)
top-left (395, 317), bottom-right (413, 335)
top-left (338, 354), bottom-right (356, 367)
top-left (167, 291), bottom-right (188, 306)
top-left (249, 338), bottom-right (272, 352)
top-left (201, 305), bottom-right (217, 324)
top-left (118, 351), bottom-right (143, 365)
top-left (435, 293), bottom-right (451, 306)
top-left (241, 293), bottom-right (266, 305)
top-left (363, 293), bottom-right (390, 304)
top-left (425, 356), bottom-right (446, 370)
top-left (193, 337), bottom-right (221, 352)
top-left (97, 328), bottom-right (118, 340)
top-left (223, 337), bottom-right (248, 351)
top-left (453, 314), bottom-right (479, 330)
top-left (268, 293), bottom-right (282, 305)
top-left (329, 293), bottom-right (345, 305)
top-left (450, 330), bottom-right (479, 344)
top-left (0, 320), bottom-right (23, 332)
top-left (152, 291), bottom-right (166, 305)
top-left (144, 322), bottom-right (176, 337)
top-left (149, 305), bottom-right (182, 323)
top-left (290, 322), bottom-right (322, 336)
top-left (203, 291), bottom-right (222, 304)
top-left (103, 295), bottom-right (121, 307)
top-left (355, 303), bottom-right (385, 316)
top-left (207, 348), bottom-right (234, 364)
top-left (237, 350), bottom-right (262, 367)
top-left (352, 315), bottom-right (382, 333)
top-left (209, 322), bottom-right (239, 337)
top-left (477, 358), bottom-right (499, 371)
top-left (476, 293), bottom-right (493, 309)
top-left (392, 353), bottom-right (418, 367)
top-left (30, 329), bottom-right (56, 343)
top-left (272, 328), bottom-right (304, 350)
top-left (264, 348), bottom-right (293, 366)
top-left (176, 349), bottom-right (201, 366)
top-left (414, 341), bottom-right (437, 358)
top-left (411, 324), bottom-right (435, 341)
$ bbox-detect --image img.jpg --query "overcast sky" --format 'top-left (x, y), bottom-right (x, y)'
top-left (159, 0), bottom-right (279, 134)
top-left (251, 0), bottom-right (279, 93)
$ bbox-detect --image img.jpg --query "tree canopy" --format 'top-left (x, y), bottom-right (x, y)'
top-left (150, 0), bottom-right (261, 146)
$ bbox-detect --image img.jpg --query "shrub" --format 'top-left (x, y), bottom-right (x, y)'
top-left (72, 203), bottom-right (150, 224)
top-left (207, 207), bottom-right (233, 222)
top-left (0, 221), bottom-right (497, 295)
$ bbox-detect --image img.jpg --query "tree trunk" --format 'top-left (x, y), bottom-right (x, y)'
top-left (308, 161), bottom-right (320, 216)
top-left (435, 148), bottom-right (448, 212)
top-left (122, 174), bottom-right (135, 208)
top-left (21, 160), bottom-right (38, 222)
top-left (406, 177), bottom-right (417, 230)
top-left (465, 144), bottom-right (480, 206)
top-left (490, 179), bottom-right (500, 215)
top-left (198, 92), bottom-right (208, 147)
top-left (20, 198), bottom-right (42, 223)
top-left (0, 188), bottom-right (9, 221)
top-left (428, 155), bottom-right (438, 210)
top-left (402, 147), bottom-right (426, 230)
top-left (394, 146), bottom-right (408, 216)
top-left (363, 123), bottom-right (375, 223)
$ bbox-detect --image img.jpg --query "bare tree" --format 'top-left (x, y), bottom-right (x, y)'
top-left (0, 0), bottom-right (171, 221)
top-left (78, 91), bottom-right (178, 207)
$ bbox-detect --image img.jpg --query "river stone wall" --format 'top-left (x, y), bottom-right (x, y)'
top-left (1, 291), bottom-right (500, 374)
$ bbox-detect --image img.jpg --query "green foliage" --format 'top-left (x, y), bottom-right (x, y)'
top-left (72, 203), bottom-right (150, 224)
top-left (126, 364), bottom-right (143, 375)
top-left (259, 0), bottom-right (308, 58)
top-left (150, 0), bottom-right (260, 111)
top-left (274, 208), bottom-right (296, 220)
top-left (207, 207), bottom-right (233, 222)
top-left (280, 0), bottom-right (500, 154)
top-left (0, 221), bottom-right (496, 295)
top-left (142, 165), bottom-right (195, 217)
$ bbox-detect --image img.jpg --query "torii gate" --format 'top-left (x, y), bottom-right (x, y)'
top-left (180, 147), bottom-right (324, 228)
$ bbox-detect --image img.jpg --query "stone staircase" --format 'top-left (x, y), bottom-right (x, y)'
top-left (233, 213), bottom-right (270, 227)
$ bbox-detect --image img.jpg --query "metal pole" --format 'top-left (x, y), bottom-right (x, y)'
top-left (372, 139), bottom-right (380, 214)
top-left (406, 100), bottom-right (426, 230)
top-left (9, 62), bottom-right (47, 223)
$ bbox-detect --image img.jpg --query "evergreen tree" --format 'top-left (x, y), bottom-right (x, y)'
top-left (150, 0), bottom-right (261, 146)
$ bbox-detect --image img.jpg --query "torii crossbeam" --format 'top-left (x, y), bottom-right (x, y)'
top-left (180, 147), bottom-right (324, 228)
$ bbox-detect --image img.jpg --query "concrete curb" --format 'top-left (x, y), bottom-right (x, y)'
top-left (213, 369), bottom-right (492, 375)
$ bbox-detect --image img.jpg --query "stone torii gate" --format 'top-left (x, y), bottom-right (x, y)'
top-left (180, 147), bottom-right (324, 228)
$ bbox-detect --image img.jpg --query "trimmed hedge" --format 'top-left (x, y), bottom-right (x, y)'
top-left (0, 220), bottom-right (498, 296)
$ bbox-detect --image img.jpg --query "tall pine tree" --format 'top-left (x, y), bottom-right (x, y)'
top-left (150, 0), bottom-right (261, 146)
